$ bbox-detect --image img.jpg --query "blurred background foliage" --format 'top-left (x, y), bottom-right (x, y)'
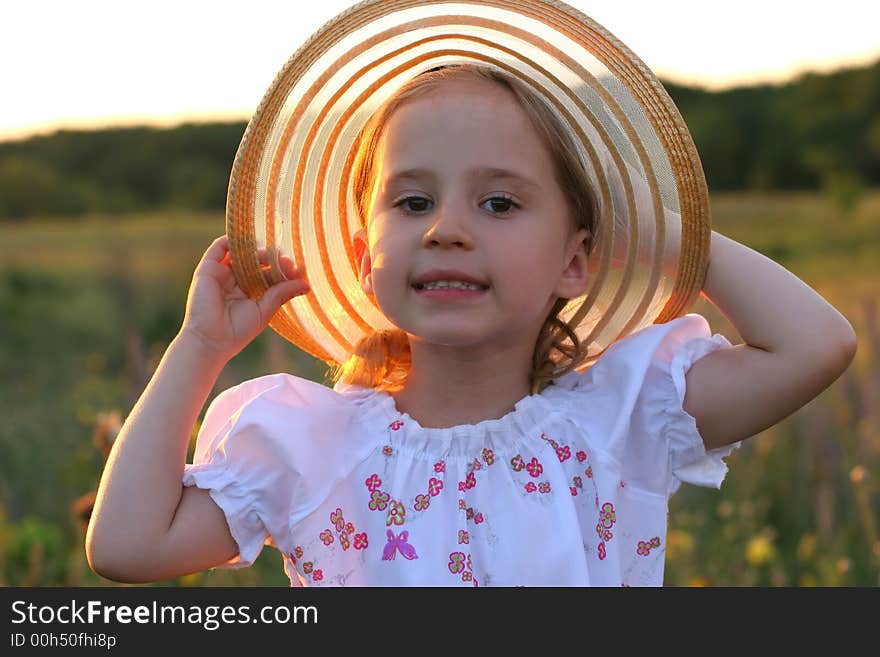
top-left (1, 61), bottom-right (878, 586)
top-left (2, 61), bottom-right (880, 221)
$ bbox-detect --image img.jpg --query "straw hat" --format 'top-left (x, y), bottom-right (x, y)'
top-left (226, 0), bottom-right (711, 368)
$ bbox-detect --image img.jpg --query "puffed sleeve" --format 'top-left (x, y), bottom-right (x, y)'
top-left (560, 313), bottom-right (742, 498)
top-left (182, 374), bottom-right (302, 568)
top-left (636, 314), bottom-right (743, 496)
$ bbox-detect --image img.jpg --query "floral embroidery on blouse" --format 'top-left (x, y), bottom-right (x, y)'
top-left (428, 477), bottom-right (443, 496)
top-left (288, 544), bottom-right (325, 584)
top-left (526, 457), bottom-right (543, 478)
top-left (386, 500), bottom-right (406, 526)
top-left (330, 508), bottom-right (345, 531)
top-left (448, 551), bottom-right (466, 574)
top-left (637, 537), bottom-right (662, 557)
top-left (414, 493), bottom-right (431, 511)
top-left (599, 502), bottom-right (616, 528)
top-left (596, 502), bottom-right (616, 542)
top-left (445, 550), bottom-right (478, 586)
top-left (369, 490), bottom-right (390, 511)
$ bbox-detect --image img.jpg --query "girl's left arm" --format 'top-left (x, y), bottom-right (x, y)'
top-left (679, 231), bottom-right (857, 450)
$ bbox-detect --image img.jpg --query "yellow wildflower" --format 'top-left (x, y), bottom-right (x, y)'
top-left (666, 529), bottom-right (694, 560)
top-left (745, 533), bottom-right (776, 566)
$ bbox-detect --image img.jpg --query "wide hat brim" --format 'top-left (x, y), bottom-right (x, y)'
top-left (226, 0), bottom-right (711, 369)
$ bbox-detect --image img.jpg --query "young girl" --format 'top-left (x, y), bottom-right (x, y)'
top-left (86, 64), bottom-right (856, 587)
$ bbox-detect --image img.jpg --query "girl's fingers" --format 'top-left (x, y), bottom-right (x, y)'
top-left (196, 236), bottom-right (232, 278)
top-left (256, 279), bottom-right (311, 318)
top-left (203, 235), bottom-right (229, 263)
top-left (203, 240), bottom-right (306, 287)
top-left (279, 255), bottom-right (304, 281)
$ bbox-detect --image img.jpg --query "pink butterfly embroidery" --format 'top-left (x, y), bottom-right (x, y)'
top-left (381, 529), bottom-right (418, 561)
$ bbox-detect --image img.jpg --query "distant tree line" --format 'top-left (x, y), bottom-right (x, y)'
top-left (1, 59), bottom-right (878, 220)
top-left (665, 59), bottom-right (879, 209)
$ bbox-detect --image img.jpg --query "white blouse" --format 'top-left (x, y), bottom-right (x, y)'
top-left (182, 313), bottom-right (741, 586)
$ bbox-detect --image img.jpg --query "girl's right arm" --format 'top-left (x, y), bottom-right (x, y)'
top-left (85, 235), bottom-right (310, 583)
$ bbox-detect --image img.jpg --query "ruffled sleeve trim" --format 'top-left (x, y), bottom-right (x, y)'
top-left (663, 327), bottom-right (742, 496)
top-left (182, 462), bottom-right (268, 569)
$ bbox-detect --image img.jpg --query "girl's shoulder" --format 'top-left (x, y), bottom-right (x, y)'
top-left (194, 373), bottom-right (387, 479)
top-left (199, 373), bottom-right (379, 448)
top-left (555, 313), bottom-right (729, 395)
top-left (604, 313), bottom-right (721, 363)
top-left (554, 313), bottom-right (735, 423)
top-left (212, 372), bottom-right (340, 409)
top-left (208, 371), bottom-right (389, 420)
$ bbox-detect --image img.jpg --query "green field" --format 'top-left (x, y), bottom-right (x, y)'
top-left (1, 190), bottom-right (878, 586)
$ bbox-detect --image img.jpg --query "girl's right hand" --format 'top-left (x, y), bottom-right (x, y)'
top-left (179, 234), bottom-right (311, 361)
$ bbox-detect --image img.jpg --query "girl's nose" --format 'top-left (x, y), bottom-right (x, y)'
top-left (422, 198), bottom-right (474, 249)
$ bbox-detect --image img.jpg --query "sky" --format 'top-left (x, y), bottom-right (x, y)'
top-left (2, 0), bottom-right (878, 141)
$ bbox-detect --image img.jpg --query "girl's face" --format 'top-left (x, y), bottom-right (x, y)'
top-left (353, 78), bottom-right (590, 352)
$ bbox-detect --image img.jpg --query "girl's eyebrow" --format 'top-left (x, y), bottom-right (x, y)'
top-left (384, 167), bottom-right (542, 192)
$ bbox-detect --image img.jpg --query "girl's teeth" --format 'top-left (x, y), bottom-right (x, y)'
top-left (421, 281), bottom-right (484, 290)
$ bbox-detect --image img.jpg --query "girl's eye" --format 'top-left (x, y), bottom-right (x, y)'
top-left (481, 195), bottom-right (519, 214)
top-left (395, 196), bottom-right (432, 213)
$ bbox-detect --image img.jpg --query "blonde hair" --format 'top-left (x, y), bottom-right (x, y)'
top-left (329, 63), bottom-right (598, 395)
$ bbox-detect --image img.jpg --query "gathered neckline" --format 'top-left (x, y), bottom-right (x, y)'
top-left (333, 370), bottom-right (584, 458)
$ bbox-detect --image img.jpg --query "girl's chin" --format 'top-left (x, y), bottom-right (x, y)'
top-left (402, 326), bottom-right (503, 350)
